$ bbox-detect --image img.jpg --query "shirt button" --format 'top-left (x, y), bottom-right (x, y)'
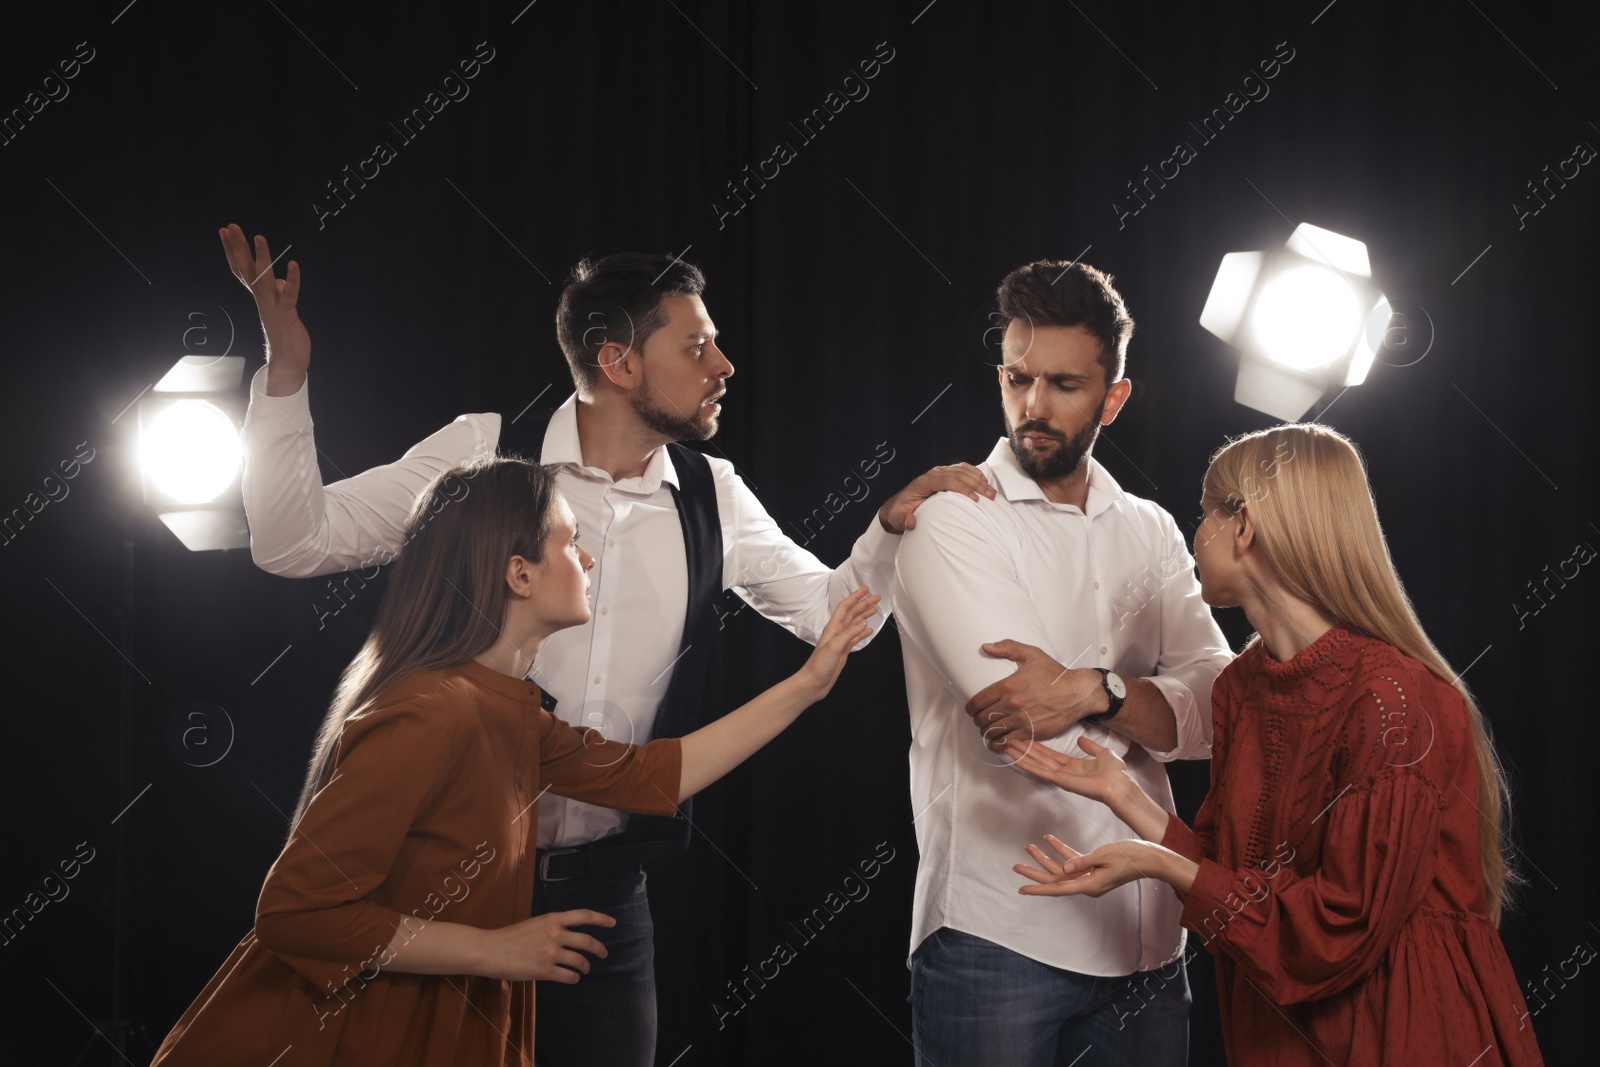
top-left (600, 606), bottom-right (608, 615)
top-left (594, 675), bottom-right (602, 685)
top-left (607, 538), bottom-right (616, 548)
top-left (1093, 581), bottom-right (1100, 589)
top-left (1100, 647), bottom-right (1108, 655)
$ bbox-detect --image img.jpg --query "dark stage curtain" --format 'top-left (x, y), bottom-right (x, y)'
top-left (1, 1), bottom-right (1593, 1063)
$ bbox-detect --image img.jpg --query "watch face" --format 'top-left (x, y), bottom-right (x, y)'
top-left (1106, 672), bottom-right (1127, 699)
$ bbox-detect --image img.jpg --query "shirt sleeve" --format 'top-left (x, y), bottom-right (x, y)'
top-left (1163, 660), bottom-right (1241, 861)
top-left (1177, 764), bottom-right (1444, 1005)
top-left (718, 461), bottom-right (899, 646)
top-left (1138, 509), bottom-right (1233, 763)
top-left (891, 491), bottom-right (1131, 758)
top-left (254, 700), bottom-right (460, 993)
top-left (537, 711), bottom-right (684, 815)
top-left (241, 367), bottom-right (500, 578)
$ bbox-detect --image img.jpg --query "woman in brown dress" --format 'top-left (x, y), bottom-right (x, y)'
top-left (151, 458), bottom-right (879, 1066)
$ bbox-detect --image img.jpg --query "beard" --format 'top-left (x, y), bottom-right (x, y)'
top-left (1005, 398), bottom-right (1106, 481)
top-left (632, 375), bottom-right (721, 442)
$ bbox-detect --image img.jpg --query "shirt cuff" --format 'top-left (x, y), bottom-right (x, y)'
top-left (1140, 674), bottom-right (1207, 762)
top-left (459, 411), bottom-right (502, 463)
top-left (246, 364), bottom-right (314, 437)
top-left (856, 510), bottom-right (899, 559)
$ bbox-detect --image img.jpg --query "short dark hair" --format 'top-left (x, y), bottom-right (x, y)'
top-left (994, 261), bottom-right (1134, 386)
top-left (554, 253), bottom-right (707, 392)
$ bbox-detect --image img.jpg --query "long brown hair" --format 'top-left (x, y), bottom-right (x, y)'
top-left (288, 457), bottom-right (558, 834)
top-left (1203, 423), bottom-right (1521, 924)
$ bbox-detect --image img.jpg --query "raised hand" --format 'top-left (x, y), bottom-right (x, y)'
top-left (878, 463), bottom-right (996, 533)
top-left (481, 909), bottom-right (616, 983)
top-left (218, 223), bottom-right (310, 396)
top-left (794, 588), bottom-right (880, 700)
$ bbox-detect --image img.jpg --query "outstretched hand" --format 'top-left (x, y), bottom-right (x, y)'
top-left (674, 588), bottom-right (881, 804)
top-left (218, 223), bottom-right (310, 396)
top-left (1005, 734), bottom-right (1128, 804)
top-left (795, 588), bottom-right (880, 700)
top-left (1008, 733), bottom-right (1177, 844)
top-left (1015, 835), bottom-right (1154, 898)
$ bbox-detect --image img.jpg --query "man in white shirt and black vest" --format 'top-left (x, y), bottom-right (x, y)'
top-left (217, 224), bottom-right (992, 1066)
top-left (892, 259), bottom-right (1233, 1067)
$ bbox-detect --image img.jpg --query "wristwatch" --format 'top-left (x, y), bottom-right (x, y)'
top-left (1085, 668), bottom-right (1127, 724)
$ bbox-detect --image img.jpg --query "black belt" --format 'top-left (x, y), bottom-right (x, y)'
top-left (536, 839), bottom-right (674, 882)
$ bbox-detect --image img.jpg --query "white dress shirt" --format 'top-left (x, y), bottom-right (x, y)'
top-left (240, 369), bottom-right (899, 848)
top-left (892, 438), bottom-right (1232, 976)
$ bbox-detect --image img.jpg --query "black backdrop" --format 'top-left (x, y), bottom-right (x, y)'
top-left (1, 1), bottom-right (1595, 1064)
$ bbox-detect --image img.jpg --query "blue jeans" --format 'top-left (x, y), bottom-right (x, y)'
top-left (533, 869), bottom-right (656, 1067)
top-left (910, 927), bottom-right (1190, 1067)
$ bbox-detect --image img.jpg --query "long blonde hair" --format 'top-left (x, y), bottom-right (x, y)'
top-left (1203, 423), bottom-right (1520, 924)
top-left (288, 458), bottom-right (558, 834)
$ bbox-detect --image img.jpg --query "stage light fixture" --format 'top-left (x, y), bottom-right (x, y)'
top-left (136, 355), bottom-right (250, 551)
top-left (1199, 223), bottom-right (1388, 421)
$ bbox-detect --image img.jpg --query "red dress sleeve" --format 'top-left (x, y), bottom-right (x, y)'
top-left (1161, 811), bottom-right (1205, 863)
top-left (1164, 651), bottom-right (1245, 863)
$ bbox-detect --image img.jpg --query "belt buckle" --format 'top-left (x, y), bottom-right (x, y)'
top-left (538, 847), bottom-right (579, 883)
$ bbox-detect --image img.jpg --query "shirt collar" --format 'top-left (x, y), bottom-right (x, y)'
top-left (541, 392), bottom-right (680, 492)
top-left (984, 437), bottom-right (1126, 518)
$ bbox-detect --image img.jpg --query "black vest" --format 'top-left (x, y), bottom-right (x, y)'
top-left (501, 408), bottom-right (723, 851)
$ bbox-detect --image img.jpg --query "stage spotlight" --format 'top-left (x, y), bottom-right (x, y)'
top-left (1199, 223), bottom-right (1387, 421)
top-left (141, 400), bottom-right (240, 503)
top-left (137, 356), bottom-right (250, 551)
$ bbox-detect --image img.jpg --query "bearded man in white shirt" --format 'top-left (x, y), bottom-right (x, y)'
top-left (216, 225), bottom-right (991, 1067)
top-left (892, 260), bottom-right (1232, 1067)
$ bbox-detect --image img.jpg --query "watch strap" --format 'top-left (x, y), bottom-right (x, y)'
top-left (1085, 668), bottom-right (1125, 725)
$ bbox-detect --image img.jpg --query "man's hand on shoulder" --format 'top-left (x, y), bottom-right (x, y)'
top-left (965, 640), bottom-right (1108, 747)
top-left (220, 223), bottom-right (310, 397)
top-left (878, 463), bottom-right (995, 534)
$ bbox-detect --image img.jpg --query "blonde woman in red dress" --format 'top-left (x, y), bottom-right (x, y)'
top-left (1006, 424), bottom-right (1544, 1066)
top-left (150, 458), bottom-right (879, 1066)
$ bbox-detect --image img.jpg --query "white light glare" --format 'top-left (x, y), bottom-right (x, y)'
top-left (1251, 266), bottom-right (1363, 371)
top-left (1197, 251), bottom-right (1264, 342)
top-left (1345, 297), bottom-right (1389, 386)
top-left (1286, 223), bottom-right (1372, 277)
top-left (141, 400), bottom-right (241, 504)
